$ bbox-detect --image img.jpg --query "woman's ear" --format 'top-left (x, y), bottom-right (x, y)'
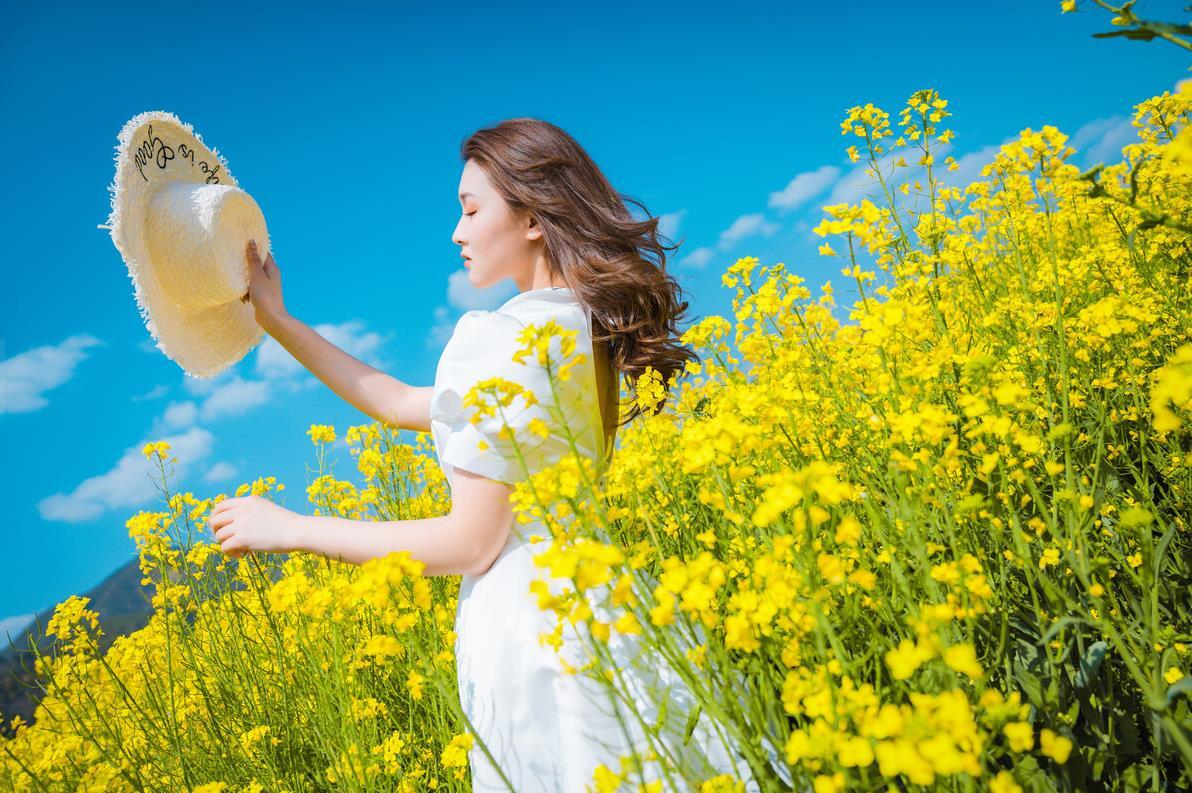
top-left (525, 214), bottom-right (543, 242)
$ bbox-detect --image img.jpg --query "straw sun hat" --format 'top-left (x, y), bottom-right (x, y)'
top-left (100, 110), bottom-right (271, 379)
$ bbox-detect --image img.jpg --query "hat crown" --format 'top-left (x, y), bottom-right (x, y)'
top-left (145, 182), bottom-right (268, 311)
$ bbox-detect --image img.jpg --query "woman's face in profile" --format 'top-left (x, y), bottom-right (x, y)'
top-left (452, 158), bottom-right (541, 289)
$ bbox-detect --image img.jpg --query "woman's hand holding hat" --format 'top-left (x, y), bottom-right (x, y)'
top-left (106, 111), bottom-right (273, 378)
top-left (243, 239), bottom-right (287, 332)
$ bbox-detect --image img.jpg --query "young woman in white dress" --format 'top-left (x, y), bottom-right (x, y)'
top-left (212, 117), bottom-right (759, 791)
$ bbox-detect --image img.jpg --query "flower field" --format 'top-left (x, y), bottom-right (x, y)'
top-left (4, 37), bottom-right (1192, 793)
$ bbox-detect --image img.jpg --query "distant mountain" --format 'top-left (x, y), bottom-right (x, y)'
top-left (0, 555), bottom-right (155, 739)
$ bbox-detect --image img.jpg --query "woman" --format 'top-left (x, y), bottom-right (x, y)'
top-left (208, 118), bottom-right (756, 790)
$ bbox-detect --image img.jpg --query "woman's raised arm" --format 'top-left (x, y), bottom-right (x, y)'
top-left (245, 240), bottom-right (432, 432)
top-left (264, 313), bottom-right (432, 432)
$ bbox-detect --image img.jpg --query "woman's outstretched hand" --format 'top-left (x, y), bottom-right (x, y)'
top-left (208, 494), bottom-right (305, 559)
top-left (243, 239), bottom-right (287, 331)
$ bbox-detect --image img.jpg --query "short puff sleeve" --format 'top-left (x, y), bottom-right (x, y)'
top-left (432, 309), bottom-right (596, 486)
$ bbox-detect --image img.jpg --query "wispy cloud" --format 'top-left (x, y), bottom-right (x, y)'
top-left (1, 334), bottom-right (104, 415)
top-left (447, 268), bottom-right (518, 313)
top-left (202, 461), bottom-right (238, 483)
top-left (769, 165), bottom-right (840, 212)
top-left (679, 246), bottom-right (715, 270)
top-left (155, 376), bottom-right (269, 434)
top-left (45, 315), bottom-right (373, 522)
top-left (38, 426), bottom-right (214, 523)
top-left (938, 141), bottom-right (1008, 191)
top-left (676, 163), bottom-right (840, 270)
top-left (678, 125), bottom-right (1050, 270)
top-left (657, 209), bottom-right (687, 242)
top-left (428, 305), bottom-right (456, 349)
top-left (1069, 115), bottom-right (1136, 169)
top-left (200, 376), bottom-right (272, 421)
top-left (428, 269), bottom-right (519, 349)
top-left (816, 112), bottom-right (1139, 216)
top-left (254, 319), bottom-right (393, 382)
top-left (158, 400), bottom-right (199, 430)
top-left (145, 317), bottom-right (392, 435)
top-left (821, 145), bottom-right (920, 207)
top-left (0, 613), bottom-right (35, 650)
top-left (718, 213), bottom-right (781, 248)
top-left (131, 383), bottom-right (169, 402)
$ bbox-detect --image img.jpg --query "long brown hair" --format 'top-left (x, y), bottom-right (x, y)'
top-left (460, 117), bottom-right (699, 428)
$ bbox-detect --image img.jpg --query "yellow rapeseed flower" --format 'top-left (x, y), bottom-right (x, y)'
top-left (307, 424), bottom-right (337, 444)
top-left (943, 643), bottom-right (984, 679)
top-left (1003, 721), bottom-right (1034, 752)
top-left (1039, 729), bottom-right (1073, 764)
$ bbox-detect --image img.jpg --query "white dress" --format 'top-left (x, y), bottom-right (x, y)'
top-left (429, 286), bottom-right (758, 792)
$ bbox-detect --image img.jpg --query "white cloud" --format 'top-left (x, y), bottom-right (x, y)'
top-left (200, 376), bottom-right (271, 421)
top-left (680, 247), bottom-right (715, 270)
top-left (254, 319), bottom-right (393, 381)
top-left (428, 270), bottom-right (519, 349)
top-left (769, 165), bottom-right (840, 212)
top-left (655, 103), bottom-right (1152, 283)
top-left (812, 115), bottom-right (1132, 213)
top-left (160, 400), bottom-right (199, 429)
top-left (427, 305), bottom-right (456, 349)
top-left (0, 613), bottom-right (35, 650)
top-left (824, 154), bottom-right (896, 207)
top-left (202, 461), bottom-right (238, 483)
top-left (131, 383), bottom-right (169, 402)
top-left (38, 426), bottom-right (215, 523)
top-left (180, 368), bottom-right (233, 398)
top-left (1069, 115), bottom-right (1136, 168)
top-left (938, 141), bottom-right (1009, 191)
top-left (37, 313), bottom-right (403, 525)
top-left (717, 213), bottom-right (780, 249)
top-left (447, 269), bottom-right (517, 313)
top-left (153, 377), bottom-right (270, 435)
top-left (657, 209), bottom-right (687, 241)
top-left (0, 334), bottom-right (104, 415)
top-left (821, 141), bottom-right (964, 207)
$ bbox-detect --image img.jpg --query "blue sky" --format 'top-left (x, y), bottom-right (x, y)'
top-left (0, 0), bottom-right (1186, 645)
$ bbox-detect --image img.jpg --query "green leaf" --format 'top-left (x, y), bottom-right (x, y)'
top-left (1121, 763), bottom-right (1154, 793)
top-left (1075, 641), bottom-right (1108, 689)
top-left (1153, 522), bottom-right (1177, 568)
top-left (1014, 657), bottom-right (1045, 709)
top-left (1113, 702), bottom-right (1141, 759)
top-left (682, 702), bottom-right (702, 745)
top-left (1165, 675), bottom-right (1192, 709)
top-left (653, 693), bottom-right (669, 733)
top-left (1092, 29), bottom-right (1158, 42)
top-left (1011, 755), bottom-right (1051, 793)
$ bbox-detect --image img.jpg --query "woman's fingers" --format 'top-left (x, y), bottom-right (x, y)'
top-left (245, 240), bottom-right (276, 279)
top-left (209, 507), bottom-right (239, 531)
top-left (244, 240), bottom-right (264, 301)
